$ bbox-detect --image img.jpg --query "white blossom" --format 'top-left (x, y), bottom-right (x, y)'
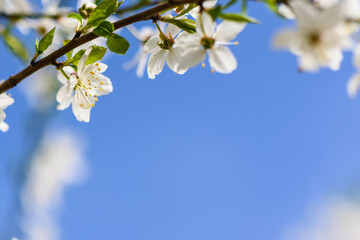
top-left (144, 24), bottom-right (188, 79)
top-left (189, 0), bottom-right (217, 19)
top-left (21, 131), bottom-right (87, 240)
top-left (177, 12), bottom-right (245, 74)
top-left (56, 47), bottom-right (113, 122)
top-left (282, 198), bottom-right (360, 240)
top-left (0, 92), bottom-right (14, 132)
top-left (124, 25), bottom-right (158, 78)
top-left (273, 0), bottom-right (351, 71)
top-left (347, 44), bottom-right (360, 97)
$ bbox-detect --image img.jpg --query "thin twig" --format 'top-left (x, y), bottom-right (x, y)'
top-left (0, 0), bottom-right (200, 94)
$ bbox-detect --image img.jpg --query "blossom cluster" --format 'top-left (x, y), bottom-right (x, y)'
top-left (1, 0), bottom-right (360, 128)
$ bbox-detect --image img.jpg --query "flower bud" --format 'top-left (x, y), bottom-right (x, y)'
top-left (79, 2), bottom-right (97, 19)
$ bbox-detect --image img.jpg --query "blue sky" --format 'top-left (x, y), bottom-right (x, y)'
top-left (1, 1), bottom-right (360, 240)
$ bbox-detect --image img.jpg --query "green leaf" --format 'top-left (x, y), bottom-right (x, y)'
top-left (85, 0), bottom-right (118, 29)
top-left (207, 5), bottom-right (222, 20)
top-left (218, 13), bottom-right (259, 24)
top-left (2, 30), bottom-right (29, 62)
top-left (175, 3), bottom-right (197, 18)
top-left (265, 0), bottom-right (279, 14)
top-left (35, 38), bottom-right (40, 52)
top-left (68, 12), bottom-right (83, 23)
top-left (86, 45), bottom-right (107, 65)
top-left (160, 17), bottom-right (196, 34)
top-left (37, 27), bottom-right (56, 54)
top-left (93, 20), bottom-right (114, 38)
top-left (106, 34), bottom-right (129, 54)
top-left (66, 45), bottom-right (107, 66)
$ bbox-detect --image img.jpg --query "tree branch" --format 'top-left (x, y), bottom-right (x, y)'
top-left (0, 0), bottom-right (200, 94)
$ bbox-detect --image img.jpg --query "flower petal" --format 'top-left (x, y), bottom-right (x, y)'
top-left (209, 46), bottom-right (237, 73)
top-left (347, 73), bottom-right (360, 97)
top-left (72, 101), bottom-right (91, 123)
top-left (147, 49), bottom-right (166, 79)
top-left (167, 46), bottom-right (187, 74)
top-left (177, 47), bottom-right (206, 72)
top-left (57, 66), bottom-right (74, 84)
top-left (165, 24), bottom-right (181, 37)
top-left (196, 12), bottom-right (215, 37)
top-left (215, 21), bottom-right (246, 42)
top-left (273, 29), bottom-right (298, 49)
top-left (143, 35), bottom-right (161, 53)
top-left (78, 47), bottom-right (92, 76)
top-left (0, 121), bottom-right (9, 132)
top-left (56, 85), bottom-right (72, 110)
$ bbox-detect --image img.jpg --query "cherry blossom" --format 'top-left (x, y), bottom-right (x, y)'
top-left (273, 0), bottom-right (351, 71)
top-left (177, 12), bottom-right (246, 74)
top-left (56, 47), bottom-right (113, 122)
top-left (0, 92), bottom-right (14, 132)
top-left (144, 23), bottom-right (188, 79)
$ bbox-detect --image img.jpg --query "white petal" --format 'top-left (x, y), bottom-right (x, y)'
top-left (318, 3), bottom-right (343, 30)
top-left (291, 1), bottom-right (319, 29)
top-left (353, 44), bottom-right (360, 68)
top-left (78, 47), bottom-right (92, 75)
top-left (0, 93), bottom-right (14, 109)
top-left (196, 12), bottom-right (215, 37)
top-left (74, 88), bottom-right (93, 109)
top-left (0, 121), bottom-right (9, 132)
top-left (215, 21), bottom-right (246, 42)
top-left (147, 49), bottom-right (166, 79)
top-left (72, 101), bottom-right (91, 122)
top-left (143, 35), bottom-right (161, 53)
top-left (56, 85), bottom-right (72, 110)
top-left (57, 66), bottom-right (74, 84)
top-left (0, 110), bottom-right (5, 122)
top-left (177, 47), bottom-right (206, 72)
top-left (278, 3), bottom-right (295, 19)
top-left (298, 53), bottom-right (320, 72)
top-left (273, 29), bottom-right (298, 49)
top-left (209, 46), bottom-right (237, 73)
top-left (347, 73), bottom-right (360, 97)
top-left (165, 24), bottom-right (181, 37)
top-left (136, 53), bottom-right (149, 78)
top-left (167, 47), bottom-right (187, 74)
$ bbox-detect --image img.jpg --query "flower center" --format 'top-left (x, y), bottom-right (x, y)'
top-left (200, 37), bottom-right (215, 49)
top-left (308, 32), bottom-right (321, 46)
top-left (157, 33), bottom-right (175, 50)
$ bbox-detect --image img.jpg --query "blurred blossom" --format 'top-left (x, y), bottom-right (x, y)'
top-left (21, 69), bottom-right (59, 111)
top-left (282, 197), bottom-right (360, 240)
top-left (124, 25), bottom-right (158, 78)
top-left (21, 131), bottom-right (88, 240)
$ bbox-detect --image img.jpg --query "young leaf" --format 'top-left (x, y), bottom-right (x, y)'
top-left (68, 12), bottom-right (83, 24)
top-left (106, 34), bottom-right (129, 54)
top-left (2, 31), bottom-right (29, 62)
top-left (85, 0), bottom-right (118, 29)
top-left (66, 45), bottom-right (107, 66)
top-left (93, 20), bottom-right (114, 38)
top-left (218, 13), bottom-right (259, 24)
top-left (37, 27), bottom-right (56, 54)
top-left (160, 17), bottom-right (196, 34)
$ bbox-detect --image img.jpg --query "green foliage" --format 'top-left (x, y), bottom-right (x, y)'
top-left (265, 0), bottom-right (279, 14)
top-left (84, 0), bottom-right (119, 30)
top-left (161, 17), bottom-right (196, 34)
top-left (106, 34), bottom-right (129, 54)
top-left (65, 45), bottom-right (107, 66)
top-left (35, 27), bottom-right (56, 55)
top-left (2, 30), bottom-right (29, 62)
top-left (93, 21), bottom-right (114, 38)
top-left (68, 13), bottom-right (83, 24)
top-left (175, 3), bottom-right (197, 18)
top-left (218, 13), bottom-right (259, 23)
